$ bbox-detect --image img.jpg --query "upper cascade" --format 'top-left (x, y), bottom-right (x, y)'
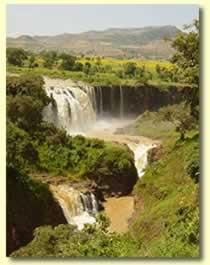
top-left (42, 77), bottom-right (126, 133)
top-left (43, 77), bottom-right (96, 134)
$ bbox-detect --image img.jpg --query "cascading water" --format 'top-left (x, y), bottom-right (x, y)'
top-left (127, 143), bottom-right (156, 178)
top-left (43, 78), bottom-right (96, 134)
top-left (43, 77), bottom-right (128, 135)
top-left (119, 85), bottom-right (124, 119)
top-left (50, 184), bottom-right (98, 230)
top-left (110, 86), bottom-right (115, 114)
top-left (98, 86), bottom-right (103, 116)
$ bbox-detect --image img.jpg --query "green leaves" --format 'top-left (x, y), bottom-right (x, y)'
top-left (171, 20), bottom-right (199, 119)
top-left (7, 122), bottom-right (38, 172)
top-left (7, 47), bottom-right (28, 66)
top-left (11, 216), bottom-right (139, 257)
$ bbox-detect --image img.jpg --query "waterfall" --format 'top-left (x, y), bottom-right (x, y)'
top-left (50, 184), bottom-right (98, 230)
top-left (119, 85), bottom-right (124, 119)
top-left (128, 143), bottom-right (156, 178)
top-left (98, 86), bottom-right (103, 116)
top-left (83, 84), bottom-right (97, 113)
top-left (110, 86), bottom-right (115, 113)
top-left (43, 78), bottom-right (96, 134)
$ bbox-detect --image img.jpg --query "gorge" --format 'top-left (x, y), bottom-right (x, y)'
top-left (42, 77), bottom-right (163, 232)
top-left (7, 73), bottom-right (199, 257)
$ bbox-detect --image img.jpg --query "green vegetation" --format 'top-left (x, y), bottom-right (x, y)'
top-left (171, 20), bottom-right (199, 119)
top-left (117, 102), bottom-right (198, 143)
top-left (7, 47), bottom-right (27, 66)
top-left (7, 46), bottom-right (180, 86)
top-left (7, 166), bottom-right (66, 255)
top-left (116, 20), bottom-right (199, 257)
top-left (7, 72), bottom-right (137, 255)
top-left (130, 134), bottom-right (199, 257)
top-left (9, 104), bottom-right (199, 257)
top-left (11, 213), bottom-right (139, 257)
top-left (7, 74), bottom-right (136, 180)
top-left (7, 20), bottom-right (199, 257)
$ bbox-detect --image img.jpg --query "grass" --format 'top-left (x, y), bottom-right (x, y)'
top-left (79, 57), bottom-right (174, 69)
top-left (116, 109), bottom-right (178, 144)
top-left (130, 136), bottom-right (199, 257)
top-left (7, 64), bottom-right (188, 88)
top-left (116, 102), bottom-right (199, 257)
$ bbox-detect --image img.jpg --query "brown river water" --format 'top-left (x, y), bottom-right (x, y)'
top-left (103, 196), bottom-right (134, 233)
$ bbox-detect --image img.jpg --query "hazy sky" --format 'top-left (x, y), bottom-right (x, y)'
top-left (7, 4), bottom-right (199, 37)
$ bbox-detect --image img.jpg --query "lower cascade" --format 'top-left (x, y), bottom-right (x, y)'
top-left (50, 184), bottom-right (98, 230)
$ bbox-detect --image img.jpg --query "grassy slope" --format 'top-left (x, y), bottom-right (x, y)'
top-left (116, 110), bottom-right (178, 142)
top-left (131, 138), bottom-right (199, 257)
top-left (119, 106), bottom-right (199, 257)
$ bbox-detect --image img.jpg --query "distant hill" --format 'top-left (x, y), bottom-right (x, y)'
top-left (7, 25), bottom-right (180, 60)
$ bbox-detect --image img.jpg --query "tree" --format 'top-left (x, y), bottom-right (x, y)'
top-left (43, 51), bottom-right (57, 69)
top-left (7, 74), bottom-right (50, 107)
top-left (7, 95), bottom-right (43, 132)
top-left (7, 122), bottom-right (38, 170)
top-left (7, 74), bottom-right (51, 132)
top-left (7, 48), bottom-right (27, 66)
top-left (171, 20), bottom-right (199, 119)
top-left (156, 64), bottom-right (161, 74)
top-left (73, 62), bottom-right (83, 71)
top-left (83, 62), bottom-right (91, 74)
top-left (124, 62), bottom-right (137, 77)
top-left (28, 55), bottom-right (38, 68)
top-left (59, 53), bottom-right (76, 71)
top-left (158, 103), bottom-right (196, 140)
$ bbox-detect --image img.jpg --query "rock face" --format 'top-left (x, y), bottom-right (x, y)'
top-left (7, 167), bottom-right (66, 256)
top-left (93, 170), bottom-right (138, 198)
top-left (95, 85), bottom-right (185, 117)
top-left (147, 144), bottom-right (164, 163)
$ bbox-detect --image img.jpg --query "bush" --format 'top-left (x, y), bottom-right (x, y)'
top-left (7, 48), bottom-right (28, 66)
top-left (6, 74), bottom-right (50, 106)
top-left (7, 122), bottom-right (38, 172)
top-left (7, 96), bottom-right (43, 132)
top-left (11, 217), bottom-right (139, 257)
top-left (185, 142), bottom-right (199, 183)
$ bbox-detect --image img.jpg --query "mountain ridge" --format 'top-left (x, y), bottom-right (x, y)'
top-left (7, 25), bottom-right (180, 60)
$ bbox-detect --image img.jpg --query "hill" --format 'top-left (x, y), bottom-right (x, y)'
top-left (7, 26), bottom-right (179, 60)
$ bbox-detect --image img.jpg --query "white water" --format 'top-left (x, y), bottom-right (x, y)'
top-left (98, 86), bottom-right (103, 116)
top-left (43, 77), bottom-right (158, 228)
top-left (120, 85), bottom-right (124, 119)
top-left (128, 143), bottom-right (156, 177)
top-left (43, 78), bottom-right (96, 134)
top-left (50, 184), bottom-right (98, 230)
top-left (43, 77), bottom-right (127, 134)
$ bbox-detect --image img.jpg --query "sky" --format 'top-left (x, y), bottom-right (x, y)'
top-left (7, 4), bottom-right (199, 37)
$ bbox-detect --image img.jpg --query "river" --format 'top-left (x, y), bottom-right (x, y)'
top-left (42, 77), bottom-right (158, 233)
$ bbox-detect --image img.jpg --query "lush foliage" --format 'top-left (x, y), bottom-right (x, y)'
top-left (7, 166), bottom-right (65, 255)
top-left (7, 47), bottom-right (180, 86)
top-left (7, 47), bottom-right (27, 66)
top-left (6, 74), bottom-right (136, 180)
top-left (130, 135), bottom-right (199, 257)
top-left (7, 20), bottom-right (199, 258)
top-left (11, 213), bottom-right (139, 257)
top-left (7, 122), bottom-right (38, 171)
top-left (171, 20), bottom-right (199, 119)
